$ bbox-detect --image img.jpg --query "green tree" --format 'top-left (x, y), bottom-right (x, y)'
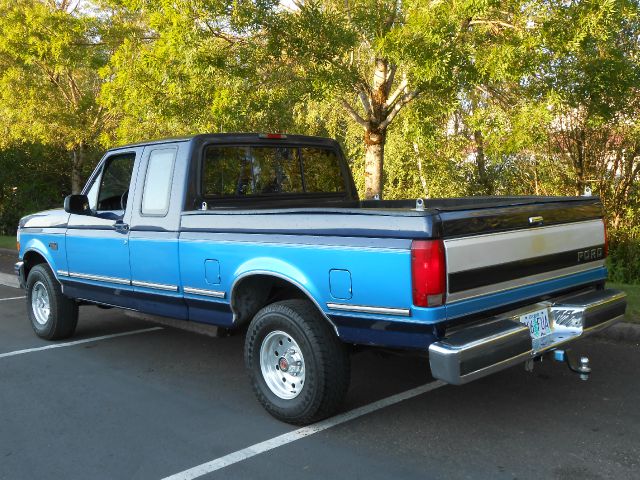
top-left (99, 0), bottom-right (294, 145)
top-left (528, 0), bottom-right (640, 224)
top-left (263, 0), bottom-right (535, 198)
top-left (0, 143), bottom-right (70, 234)
top-left (0, 0), bottom-right (117, 192)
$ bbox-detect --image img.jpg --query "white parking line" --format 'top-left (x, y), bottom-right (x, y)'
top-left (0, 296), bottom-right (25, 302)
top-left (0, 327), bottom-right (164, 359)
top-left (162, 380), bottom-right (446, 480)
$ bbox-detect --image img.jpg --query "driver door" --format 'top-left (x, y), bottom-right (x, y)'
top-left (64, 149), bottom-right (141, 307)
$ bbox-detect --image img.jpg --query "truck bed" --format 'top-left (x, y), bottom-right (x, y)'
top-left (184, 195), bottom-right (601, 239)
top-left (182, 194), bottom-right (606, 339)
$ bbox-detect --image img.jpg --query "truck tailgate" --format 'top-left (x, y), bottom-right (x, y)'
top-left (420, 197), bottom-right (603, 307)
top-left (444, 219), bottom-right (605, 303)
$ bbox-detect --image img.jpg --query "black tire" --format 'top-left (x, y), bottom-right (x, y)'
top-left (26, 264), bottom-right (78, 340)
top-left (245, 299), bottom-right (350, 425)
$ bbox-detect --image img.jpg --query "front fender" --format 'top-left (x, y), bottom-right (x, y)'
top-left (21, 238), bottom-right (60, 279)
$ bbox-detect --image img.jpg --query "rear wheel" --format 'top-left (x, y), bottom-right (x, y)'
top-left (245, 299), bottom-right (350, 425)
top-left (26, 264), bottom-right (78, 340)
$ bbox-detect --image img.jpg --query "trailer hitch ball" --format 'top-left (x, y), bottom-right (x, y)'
top-left (553, 349), bottom-right (591, 380)
top-left (578, 356), bottom-right (591, 381)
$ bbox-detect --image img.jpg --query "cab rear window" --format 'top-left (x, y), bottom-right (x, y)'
top-left (202, 146), bottom-right (345, 197)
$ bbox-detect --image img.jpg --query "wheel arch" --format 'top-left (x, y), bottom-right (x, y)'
top-left (230, 271), bottom-right (339, 336)
top-left (23, 248), bottom-right (54, 281)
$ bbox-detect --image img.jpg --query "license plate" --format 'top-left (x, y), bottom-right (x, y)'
top-left (519, 308), bottom-right (552, 339)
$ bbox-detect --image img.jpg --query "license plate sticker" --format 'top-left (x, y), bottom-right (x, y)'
top-left (519, 308), bottom-right (552, 339)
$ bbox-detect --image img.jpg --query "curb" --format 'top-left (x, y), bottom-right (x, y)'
top-left (0, 247), bottom-right (17, 255)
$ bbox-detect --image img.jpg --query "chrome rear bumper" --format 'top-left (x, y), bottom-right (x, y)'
top-left (429, 289), bottom-right (626, 385)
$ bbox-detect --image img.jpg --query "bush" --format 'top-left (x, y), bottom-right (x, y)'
top-left (0, 144), bottom-right (70, 235)
top-left (607, 227), bottom-right (640, 284)
top-left (0, 143), bottom-right (101, 235)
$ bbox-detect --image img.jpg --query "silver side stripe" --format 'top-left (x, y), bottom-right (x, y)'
top-left (326, 303), bottom-right (411, 317)
top-left (131, 280), bottom-right (179, 292)
top-left (183, 287), bottom-right (226, 299)
top-left (67, 272), bottom-right (130, 285)
top-left (63, 273), bottom-right (219, 296)
top-left (57, 270), bottom-right (69, 277)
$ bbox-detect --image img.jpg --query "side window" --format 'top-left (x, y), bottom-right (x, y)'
top-left (141, 148), bottom-right (176, 216)
top-left (96, 154), bottom-right (135, 211)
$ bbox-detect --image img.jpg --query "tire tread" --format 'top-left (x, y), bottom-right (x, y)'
top-left (26, 264), bottom-right (78, 340)
top-left (245, 299), bottom-right (350, 425)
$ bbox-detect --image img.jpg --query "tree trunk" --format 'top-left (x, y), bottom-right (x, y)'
top-left (413, 142), bottom-right (429, 197)
top-left (473, 129), bottom-right (492, 194)
top-left (362, 58), bottom-right (390, 200)
top-left (71, 142), bottom-right (85, 194)
top-left (574, 129), bottom-right (586, 195)
top-left (343, 57), bottom-right (418, 200)
top-left (364, 130), bottom-right (386, 199)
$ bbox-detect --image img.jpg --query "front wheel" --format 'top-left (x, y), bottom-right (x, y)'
top-left (26, 264), bottom-right (78, 340)
top-left (244, 299), bottom-right (350, 425)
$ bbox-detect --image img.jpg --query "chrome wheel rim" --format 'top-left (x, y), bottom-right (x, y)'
top-left (31, 281), bottom-right (51, 326)
top-left (260, 330), bottom-right (305, 400)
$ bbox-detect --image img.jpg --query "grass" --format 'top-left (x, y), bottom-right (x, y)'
top-left (608, 282), bottom-right (640, 324)
top-left (0, 235), bottom-right (16, 250)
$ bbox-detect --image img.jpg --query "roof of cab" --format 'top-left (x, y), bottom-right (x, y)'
top-left (105, 133), bottom-right (338, 153)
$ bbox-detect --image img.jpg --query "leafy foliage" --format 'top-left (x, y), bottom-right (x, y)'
top-left (1, 0), bottom-right (640, 281)
top-left (0, 142), bottom-right (99, 235)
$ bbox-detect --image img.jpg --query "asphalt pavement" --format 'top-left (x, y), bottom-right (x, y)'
top-left (0, 248), bottom-right (16, 274)
top-left (1, 281), bottom-right (639, 480)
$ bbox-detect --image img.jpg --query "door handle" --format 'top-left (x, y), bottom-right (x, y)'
top-left (113, 221), bottom-right (129, 233)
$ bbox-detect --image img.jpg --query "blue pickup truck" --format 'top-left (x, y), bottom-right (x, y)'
top-left (15, 133), bottom-right (626, 424)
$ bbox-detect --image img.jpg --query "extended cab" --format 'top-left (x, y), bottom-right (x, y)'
top-left (15, 134), bottom-right (626, 424)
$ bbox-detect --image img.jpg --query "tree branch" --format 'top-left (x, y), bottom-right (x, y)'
top-left (384, 75), bottom-right (408, 109)
top-left (358, 89), bottom-right (372, 118)
top-left (341, 99), bottom-right (370, 129)
top-left (67, 70), bottom-right (81, 108)
top-left (35, 61), bottom-right (75, 107)
top-left (90, 105), bottom-right (104, 130)
top-left (379, 89), bottom-right (420, 130)
top-left (203, 21), bottom-right (244, 44)
top-left (469, 19), bottom-right (518, 30)
top-left (384, 64), bottom-right (397, 97)
top-left (383, 0), bottom-right (400, 30)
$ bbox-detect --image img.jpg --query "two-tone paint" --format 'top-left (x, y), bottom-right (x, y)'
top-left (17, 134), bottom-right (609, 351)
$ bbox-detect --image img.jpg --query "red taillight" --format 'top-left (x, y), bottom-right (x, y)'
top-left (258, 133), bottom-right (288, 139)
top-left (411, 240), bottom-right (446, 307)
top-left (603, 219), bottom-right (608, 257)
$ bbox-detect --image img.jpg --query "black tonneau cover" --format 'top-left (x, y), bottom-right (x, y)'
top-left (181, 196), bottom-right (601, 240)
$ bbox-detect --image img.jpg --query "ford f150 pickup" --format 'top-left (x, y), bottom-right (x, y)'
top-left (15, 133), bottom-right (626, 424)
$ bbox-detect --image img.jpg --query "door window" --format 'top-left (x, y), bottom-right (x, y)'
top-left (93, 153), bottom-right (136, 211)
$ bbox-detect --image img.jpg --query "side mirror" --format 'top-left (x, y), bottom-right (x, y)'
top-left (64, 194), bottom-right (91, 215)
